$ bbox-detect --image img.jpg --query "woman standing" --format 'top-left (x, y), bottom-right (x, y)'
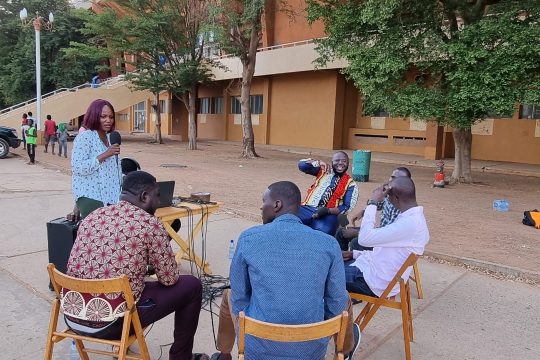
top-left (72, 99), bottom-right (122, 219)
top-left (21, 113), bottom-right (29, 150)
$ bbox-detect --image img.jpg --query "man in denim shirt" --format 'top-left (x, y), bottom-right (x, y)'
top-left (211, 181), bottom-right (359, 360)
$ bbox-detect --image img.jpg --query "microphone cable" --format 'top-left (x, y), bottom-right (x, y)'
top-left (172, 201), bottom-right (231, 349)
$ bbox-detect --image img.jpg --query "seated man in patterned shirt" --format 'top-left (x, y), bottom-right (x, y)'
top-left (336, 167), bottom-right (412, 251)
top-left (297, 151), bottom-right (359, 235)
top-left (65, 171), bottom-right (208, 360)
top-left (211, 181), bottom-right (360, 360)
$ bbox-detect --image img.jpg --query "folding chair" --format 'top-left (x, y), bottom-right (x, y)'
top-left (349, 253), bottom-right (419, 360)
top-left (237, 311), bottom-right (349, 360)
top-left (44, 263), bottom-right (150, 360)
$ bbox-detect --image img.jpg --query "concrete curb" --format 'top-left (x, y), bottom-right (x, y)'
top-left (266, 144), bottom-right (540, 178)
top-left (372, 158), bottom-right (540, 178)
top-left (424, 250), bottom-right (540, 284)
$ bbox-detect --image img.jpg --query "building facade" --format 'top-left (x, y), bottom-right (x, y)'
top-left (97, 0), bottom-right (540, 165)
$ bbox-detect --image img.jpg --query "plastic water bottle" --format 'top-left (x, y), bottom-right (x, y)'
top-left (227, 239), bottom-right (236, 260)
top-left (493, 199), bottom-right (509, 212)
top-left (70, 340), bottom-right (79, 359)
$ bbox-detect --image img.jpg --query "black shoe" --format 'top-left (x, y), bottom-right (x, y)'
top-left (146, 265), bottom-right (156, 276)
top-left (337, 213), bottom-right (350, 227)
top-left (192, 354), bottom-right (210, 360)
top-left (351, 298), bottom-right (362, 305)
top-left (210, 353), bottom-right (231, 360)
top-left (171, 218), bottom-right (181, 232)
top-left (344, 323), bottom-right (361, 360)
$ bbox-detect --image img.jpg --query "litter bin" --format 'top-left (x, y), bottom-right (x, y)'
top-left (47, 217), bottom-right (79, 289)
top-left (352, 150), bottom-right (371, 182)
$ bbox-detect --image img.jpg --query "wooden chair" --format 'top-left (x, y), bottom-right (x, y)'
top-left (44, 263), bottom-right (150, 360)
top-left (237, 311), bottom-right (349, 360)
top-left (410, 262), bottom-right (424, 299)
top-left (349, 253), bottom-right (419, 360)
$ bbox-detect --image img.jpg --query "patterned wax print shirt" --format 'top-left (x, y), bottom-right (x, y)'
top-left (380, 197), bottom-right (401, 227)
top-left (64, 201), bottom-right (179, 323)
top-left (299, 159), bottom-right (358, 213)
top-left (71, 130), bottom-right (122, 205)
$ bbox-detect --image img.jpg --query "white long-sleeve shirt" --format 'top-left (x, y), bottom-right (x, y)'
top-left (71, 130), bottom-right (122, 205)
top-left (350, 204), bottom-right (429, 297)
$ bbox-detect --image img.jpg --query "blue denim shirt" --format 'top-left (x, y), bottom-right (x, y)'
top-left (230, 214), bottom-right (348, 359)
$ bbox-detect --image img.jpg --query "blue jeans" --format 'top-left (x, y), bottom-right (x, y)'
top-left (344, 260), bottom-right (377, 297)
top-left (58, 139), bottom-right (68, 157)
top-left (335, 229), bottom-right (374, 252)
top-left (297, 205), bottom-right (339, 235)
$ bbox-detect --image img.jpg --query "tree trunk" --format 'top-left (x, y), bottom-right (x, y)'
top-left (240, 23), bottom-right (260, 158)
top-left (187, 85), bottom-right (197, 150)
top-left (451, 128), bottom-right (473, 183)
top-left (153, 92), bottom-right (163, 144)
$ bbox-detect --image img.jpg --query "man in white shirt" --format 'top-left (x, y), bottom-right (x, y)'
top-left (342, 177), bottom-right (429, 297)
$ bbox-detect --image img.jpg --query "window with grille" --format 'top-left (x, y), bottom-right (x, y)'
top-left (250, 95), bottom-right (263, 114)
top-left (199, 98), bottom-right (211, 114)
top-left (519, 104), bottom-right (540, 119)
top-left (213, 97), bottom-right (223, 114)
top-left (231, 96), bottom-right (241, 114)
top-left (231, 95), bottom-right (263, 114)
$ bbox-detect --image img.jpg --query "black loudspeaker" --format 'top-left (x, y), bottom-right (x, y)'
top-left (47, 217), bottom-right (79, 289)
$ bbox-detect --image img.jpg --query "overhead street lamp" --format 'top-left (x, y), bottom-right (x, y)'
top-left (19, 8), bottom-right (54, 131)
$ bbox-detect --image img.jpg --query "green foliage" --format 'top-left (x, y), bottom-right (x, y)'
top-left (307, 0), bottom-right (540, 129)
top-left (75, 0), bottom-right (215, 100)
top-left (211, 0), bottom-right (266, 58)
top-left (0, 1), bottom-right (102, 108)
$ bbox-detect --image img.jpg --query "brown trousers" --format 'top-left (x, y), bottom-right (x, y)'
top-left (216, 289), bottom-right (355, 354)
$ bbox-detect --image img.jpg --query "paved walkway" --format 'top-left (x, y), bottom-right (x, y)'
top-left (1, 155), bottom-right (540, 359)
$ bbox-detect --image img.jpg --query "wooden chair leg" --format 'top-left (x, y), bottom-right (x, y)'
top-left (118, 313), bottom-right (133, 360)
top-left (355, 302), bottom-right (371, 325)
top-left (44, 299), bottom-right (60, 360)
top-left (360, 303), bottom-right (382, 332)
top-left (400, 283), bottom-right (412, 360)
top-left (412, 263), bottom-right (424, 299)
top-left (406, 284), bottom-right (414, 342)
top-left (74, 339), bottom-right (90, 360)
top-left (238, 313), bottom-right (246, 360)
top-left (132, 312), bottom-right (151, 360)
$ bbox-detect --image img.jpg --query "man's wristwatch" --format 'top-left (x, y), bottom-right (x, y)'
top-left (366, 199), bottom-right (379, 207)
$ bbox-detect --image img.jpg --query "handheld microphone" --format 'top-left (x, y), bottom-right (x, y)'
top-left (109, 131), bottom-right (122, 188)
top-left (109, 131), bottom-right (121, 146)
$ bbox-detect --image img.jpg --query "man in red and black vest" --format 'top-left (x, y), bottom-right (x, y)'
top-left (297, 151), bottom-right (359, 235)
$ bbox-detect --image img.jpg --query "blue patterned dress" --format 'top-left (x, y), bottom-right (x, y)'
top-left (71, 130), bottom-right (122, 205)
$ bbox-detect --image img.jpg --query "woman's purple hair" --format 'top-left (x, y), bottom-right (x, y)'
top-left (83, 99), bottom-right (115, 131)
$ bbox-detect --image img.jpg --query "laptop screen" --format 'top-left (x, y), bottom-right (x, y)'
top-left (157, 181), bottom-right (175, 208)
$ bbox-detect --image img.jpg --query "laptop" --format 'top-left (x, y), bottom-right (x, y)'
top-left (157, 181), bottom-right (175, 208)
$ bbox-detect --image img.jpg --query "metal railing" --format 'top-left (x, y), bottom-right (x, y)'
top-left (1, 38), bottom-right (321, 115)
top-left (211, 37), bottom-right (323, 60)
top-left (0, 75), bottom-right (127, 116)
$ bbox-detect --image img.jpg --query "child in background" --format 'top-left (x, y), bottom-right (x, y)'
top-left (57, 123), bottom-right (69, 158)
